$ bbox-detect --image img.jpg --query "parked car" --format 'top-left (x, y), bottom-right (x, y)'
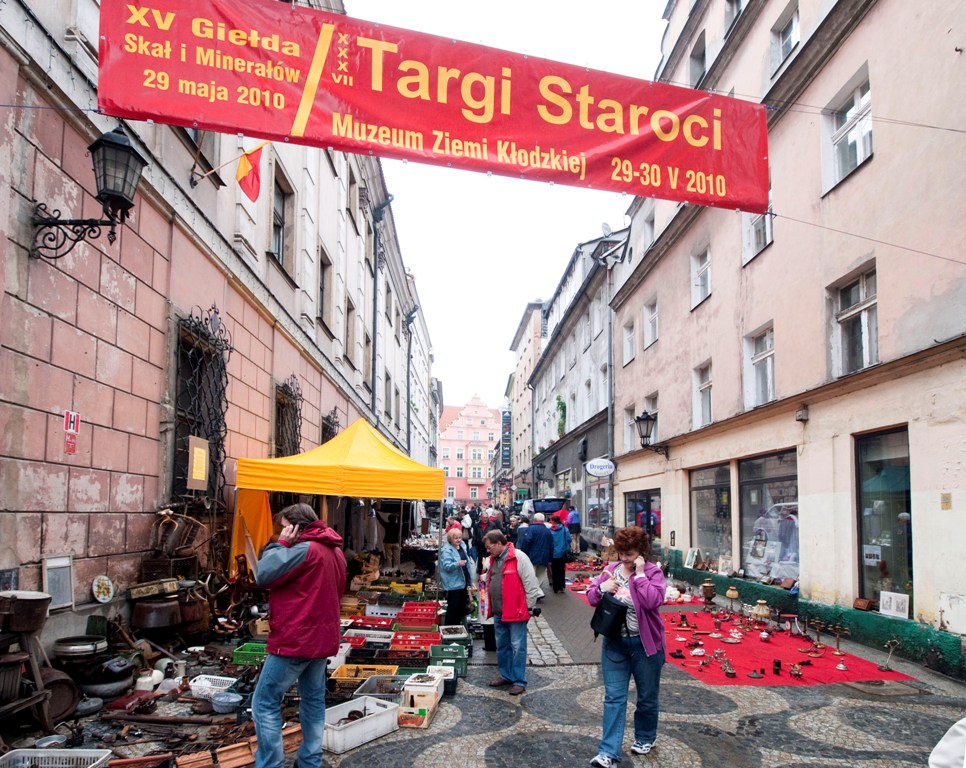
top-left (521, 497), bottom-right (569, 519)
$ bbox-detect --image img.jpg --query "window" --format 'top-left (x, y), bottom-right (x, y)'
top-left (363, 332), bottom-right (372, 387)
top-left (274, 378), bottom-right (302, 459)
top-left (471, 448), bottom-right (483, 461)
top-left (857, 429), bottom-right (912, 610)
top-left (644, 393), bottom-right (659, 443)
top-left (623, 405), bottom-right (636, 454)
top-left (472, 431), bottom-right (480, 441)
top-left (471, 466), bottom-right (483, 479)
top-left (270, 171), bottom-right (295, 275)
top-left (488, 432), bottom-right (494, 441)
top-left (743, 174), bottom-right (773, 263)
top-left (456, 448), bottom-right (464, 460)
top-left (739, 450), bottom-right (798, 580)
top-left (644, 300), bottom-right (658, 348)
top-left (626, 489), bottom-right (662, 547)
top-left (771, 5), bottom-right (799, 70)
top-left (317, 245), bottom-right (334, 330)
top-left (691, 249), bottom-right (711, 306)
top-left (689, 31), bottom-right (706, 87)
top-left (443, 466), bottom-right (450, 477)
top-left (694, 363), bottom-right (712, 427)
top-left (830, 81), bottom-right (873, 184)
top-left (470, 487), bottom-right (478, 499)
top-left (479, 419), bottom-right (486, 426)
top-left (442, 447), bottom-right (450, 460)
top-left (834, 267), bottom-right (878, 375)
top-left (744, 327), bottom-right (775, 407)
top-left (384, 373), bottom-right (392, 420)
top-left (725, 0), bottom-right (745, 34)
top-left (394, 386), bottom-right (400, 426)
top-left (346, 165), bottom-right (359, 234)
top-left (344, 297), bottom-right (356, 369)
top-left (447, 486), bottom-right (456, 498)
top-left (622, 322), bottom-right (636, 365)
top-left (456, 466), bottom-right (464, 478)
top-left (457, 430), bottom-right (464, 440)
top-left (690, 464), bottom-right (732, 564)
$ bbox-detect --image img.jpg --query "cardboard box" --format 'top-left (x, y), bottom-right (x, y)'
top-left (404, 672), bottom-right (444, 699)
top-left (397, 700), bottom-right (438, 728)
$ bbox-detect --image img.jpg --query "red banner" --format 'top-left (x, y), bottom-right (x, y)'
top-left (98, 0), bottom-right (769, 212)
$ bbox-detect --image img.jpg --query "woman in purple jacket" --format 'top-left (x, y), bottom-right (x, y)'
top-left (586, 526), bottom-right (666, 768)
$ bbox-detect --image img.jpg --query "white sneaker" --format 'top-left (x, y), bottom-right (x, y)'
top-left (590, 755), bottom-right (615, 768)
top-left (631, 741), bottom-right (654, 754)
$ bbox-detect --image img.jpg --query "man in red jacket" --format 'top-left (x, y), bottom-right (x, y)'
top-left (481, 530), bottom-right (541, 696)
top-left (252, 503), bottom-right (347, 768)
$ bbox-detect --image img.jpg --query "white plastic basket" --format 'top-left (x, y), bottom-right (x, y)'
top-left (189, 674), bottom-right (237, 699)
top-left (323, 696), bottom-right (399, 754)
top-left (0, 750), bottom-right (113, 768)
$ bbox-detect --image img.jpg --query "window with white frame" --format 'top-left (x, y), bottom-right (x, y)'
top-left (585, 379), bottom-right (593, 415)
top-left (644, 299), bottom-right (658, 348)
top-left (834, 267), bottom-right (878, 375)
top-left (694, 362), bottom-right (712, 427)
top-left (457, 430), bottom-right (463, 440)
top-left (745, 326), bottom-right (775, 407)
top-left (443, 465), bottom-right (450, 477)
top-left (691, 249), bottom-right (711, 307)
top-left (456, 448), bottom-right (464, 459)
top-left (623, 321), bottom-right (636, 365)
top-left (456, 466), bottom-right (464, 478)
top-left (447, 486), bottom-right (455, 498)
top-left (471, 466), bottom-right (483, 479)
top-left (644, 393), bottom-right (659, 443)
top-left (690, 31), bottom-right (706, 87)
top-left (830, 80), bottom-right (873, 185)
top-left (771, 4), bottom-right (799, 71)
top-left (488, 432), bottom-right (494, 441)
top-left (472, 431), bottom-right (480, 441)
top-left (725, 0), bottom-right (745, 34)
top-left (743, 173), bottom-right (773, 264)
top-left (442, 447), bottom-right (450, 459)
top-left (471, 448), bottom-right (482, 461)
top-left (623, 406), bottom-right (637, 454)
top-left (470, 487), bottom-right (478, 499)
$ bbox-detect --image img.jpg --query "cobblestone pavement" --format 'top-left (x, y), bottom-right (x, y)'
top-left (323, 591), bottom-right (966, 767)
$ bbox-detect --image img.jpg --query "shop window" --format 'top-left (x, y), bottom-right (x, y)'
top-left (626, 489), bottom-right (662, 550)
top-left (857, 429), bottom-right (912, 613)
top-left (739, 450), bottom-right (798, 580)
top-left (586, 476), bottom-right (612, 532)
top-left (690, 464), bottom-right (731, 564)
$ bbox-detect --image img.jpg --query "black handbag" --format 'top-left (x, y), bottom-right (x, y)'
top-left (590, 592), bottom-right (628, 641)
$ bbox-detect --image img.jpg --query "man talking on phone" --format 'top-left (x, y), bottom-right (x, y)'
top-left (252, 503), bottom-right (347, 768)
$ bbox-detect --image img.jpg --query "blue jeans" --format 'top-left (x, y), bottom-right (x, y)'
top-left (493, 616), bottom-right (529, 687)
top-left (598, 635), bottom-right (665, 760)
top-left (253, 654), bottom-right (328, 768)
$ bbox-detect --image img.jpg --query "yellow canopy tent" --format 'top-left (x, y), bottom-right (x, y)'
top-left (229, 418), bottom-right (444, 576)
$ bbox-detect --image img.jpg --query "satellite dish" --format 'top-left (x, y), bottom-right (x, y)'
top-left (602, 222), bottom-right (613, 236)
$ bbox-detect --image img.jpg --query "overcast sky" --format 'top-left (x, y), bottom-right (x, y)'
top-left (345, 1), bottom-right (666, 409)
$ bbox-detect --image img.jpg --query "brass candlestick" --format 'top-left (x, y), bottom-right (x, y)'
top-left (831, 624), bottom-right (850, 656)
top-left (811, 619), bottom-right (826, 649)
top-left (877, 638), bottom-right (900, 672)
top-left (701, 578), bottom-right (717, 612)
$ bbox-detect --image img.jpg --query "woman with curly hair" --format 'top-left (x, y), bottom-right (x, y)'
top-left (586, 526), bottom-right (666, 767)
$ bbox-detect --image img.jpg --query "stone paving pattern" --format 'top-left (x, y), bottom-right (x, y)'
top-left (324, 588), bottom-right (966, 767)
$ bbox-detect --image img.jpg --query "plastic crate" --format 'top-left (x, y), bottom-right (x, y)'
top-left (340, 635), bottom-right (367, 648)
top-left (429, 644), bottom-right (467, 677)
top-left (0, 751), bottom-right (113, 768)
top-left (232, 642), bottom-right (268, 666)
top-left (392, 631), bottom-right (440, 645)
top-left (374, 649), bottom-right (430, 666)
top-left (342, 629), bottom-right (394, 643)
top-left (346, 647), bottom-right (379, 662)
top-left (323, 696), bottom-right (399, 754)
top-left (392, 622), bottom-right (439, 633)
top-left (351, 674), bottom-right (410, 703)
top-left (438, 625), bottom-right (469, 642)
top-left (364, 603), bottom-right (401, 618)
top-left (329, 664), bottom-right (399, 693)
top-left (389, 582), bottom-right (423, 595)
top-left (351, 616), bottom-right (394, 630)
top-left (190, 674), bottom-right (237, 699)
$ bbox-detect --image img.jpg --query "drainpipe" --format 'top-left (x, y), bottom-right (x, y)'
top-left (371, 195), bottom-right (394, 419)
top-left (404, 305), bottom-right (418, 454)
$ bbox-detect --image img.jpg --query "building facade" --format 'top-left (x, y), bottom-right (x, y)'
top-left (610, 0), bottom-right (966, 648)
top-left (439, 398), bottom-right (500, 507)
top-left (0, 0), bottom-right (433, 635)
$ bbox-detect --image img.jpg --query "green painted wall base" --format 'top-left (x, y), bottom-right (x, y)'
top-left (667, 553), bottom-right (964, 680)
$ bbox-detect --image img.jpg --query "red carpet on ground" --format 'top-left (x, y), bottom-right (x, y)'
top-left (661, 609), bottom-right (916, 687)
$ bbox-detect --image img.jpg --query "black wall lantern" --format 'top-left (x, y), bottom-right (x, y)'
top-left (634, 410), bottom-right (669, 458)
top-left (534, 462), bottom-right (546, 481)
top-left (32, 126), bottom-right (148, 260)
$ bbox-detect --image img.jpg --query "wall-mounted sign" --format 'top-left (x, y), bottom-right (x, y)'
top-left (586, 458), bottom-right (615, 477)
top-left (97, 0), bottom-right (769, 211)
